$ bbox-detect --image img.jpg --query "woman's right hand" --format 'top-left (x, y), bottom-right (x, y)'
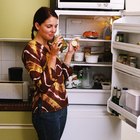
top-left (50, 35), bottom-right (63, 56)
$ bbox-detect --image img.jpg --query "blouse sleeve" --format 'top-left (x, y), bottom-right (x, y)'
top-left (22, 42), bottom-right (59, 93)
top-left (62, 63), bottom-right (73, 81)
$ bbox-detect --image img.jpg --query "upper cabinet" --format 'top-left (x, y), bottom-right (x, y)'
top-left (0, 0), bottom-right (49, 40)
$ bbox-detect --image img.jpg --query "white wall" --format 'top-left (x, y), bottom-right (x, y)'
top-left (125, 0), bottom-right (140, 12)
top-left (0, 42), bottom-right (30, 82)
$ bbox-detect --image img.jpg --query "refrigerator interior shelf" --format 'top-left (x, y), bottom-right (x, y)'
top-left (108, 100), bottom-right (140, 132)
top-left (66, 88), bottom-right (110, 93)
top-left (113, 42), bottom-right (140, 54)
top-left (71, 61), bottom-right (112, 67)
top-left (114, 62), bottom-right (140, 78)
top-left (65, 37), bottom-right (111, 43)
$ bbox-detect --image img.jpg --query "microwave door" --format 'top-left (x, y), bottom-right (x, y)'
top-left (58, 0), bottom-right (124, 10)
top-left (60, 0), bottom-right (110, 2)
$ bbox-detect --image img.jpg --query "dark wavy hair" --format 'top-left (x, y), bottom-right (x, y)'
top-left (31, 7), bottom-right (58, 39)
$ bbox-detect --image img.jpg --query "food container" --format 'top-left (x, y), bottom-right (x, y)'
top-left (74, 52), bottom-right (84, 62)
top-left (129, 56), bottom-right (137, 68)
top-left (101, 82), bottom-right (111, 90)
top-left (126, 89), bottom-right (140, 116)
top-left (85, 55), bottom-right (99, 63)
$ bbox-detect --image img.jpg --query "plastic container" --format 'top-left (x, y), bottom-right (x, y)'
top-left (74, 52), bottom-right (84, 62)
top-left (101, 82), bottom-right (111, 90)
top-left (85, 55), bottom-right (99, 63)
top-left (126, 89), bottom-right (140, 116)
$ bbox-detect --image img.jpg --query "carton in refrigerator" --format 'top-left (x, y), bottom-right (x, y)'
top-left (126, 89), bottom-right (140, 116)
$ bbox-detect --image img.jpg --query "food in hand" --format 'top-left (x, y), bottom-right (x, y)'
top-left (71, 40), bottom-right (78, 47)
top-left (71, 38), bottom-right (79, 48)
top-left (60, 39), bottom-right (67, 52)
top-left (48, 35), bottom-right (68, 52)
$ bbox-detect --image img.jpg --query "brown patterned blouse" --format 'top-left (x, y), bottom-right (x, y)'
top-left (22, 40), bottom-right (73, 112)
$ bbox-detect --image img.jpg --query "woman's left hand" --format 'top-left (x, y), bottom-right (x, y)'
top-left (67, 39), bottom-right (80, 54)
top-left (63, 38), bottom-right (80, 66)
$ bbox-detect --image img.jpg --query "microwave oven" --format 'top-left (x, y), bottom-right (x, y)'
top-left (50, 0), bottom-right (125, 10)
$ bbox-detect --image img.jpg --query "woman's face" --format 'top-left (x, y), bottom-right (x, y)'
top-left (35, 16), bottom-right (58, 41)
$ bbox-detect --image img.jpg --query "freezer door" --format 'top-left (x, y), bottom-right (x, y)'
top-left (61, 105), bottom-right (121, 140)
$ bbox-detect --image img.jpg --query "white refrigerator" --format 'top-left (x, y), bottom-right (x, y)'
top-left (108, 11), bottom-right (140, 140)
top-left (56, 10), bottom-right (140, 140)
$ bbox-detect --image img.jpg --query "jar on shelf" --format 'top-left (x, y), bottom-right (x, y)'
top-left (117, 54), bottom-right (128, 64)
top-left (129, 56), bottom-right (137, 68)
top-left (116, 33), bottom-right (124, 42)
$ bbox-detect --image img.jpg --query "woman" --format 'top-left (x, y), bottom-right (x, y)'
top-left (22, 7), bottom-right (79, 140)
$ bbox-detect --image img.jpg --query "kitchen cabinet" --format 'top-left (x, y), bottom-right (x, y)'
top-left (0, 111), bottom-right (37, 140)
top-left (107, 12), bottom-right (140, 132)
top-left (0, 0), bottom-right (49, 40)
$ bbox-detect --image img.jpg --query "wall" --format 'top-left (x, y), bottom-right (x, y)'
top-left (0, 41), bottom-right (30, 82)
top-left (0, 0), bottom-right (50, 38)
top-left (0, 0), bottom-right (50, 81)
top-left (125, 0), bottom-right (140, 12)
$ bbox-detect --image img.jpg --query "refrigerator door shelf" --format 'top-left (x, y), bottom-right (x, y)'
top-left (113, 41), bottom-right (140, 54)
top-left (114, 62), bottom-right (140, 78)
top-left (107, 100), bottom-right (140, 132)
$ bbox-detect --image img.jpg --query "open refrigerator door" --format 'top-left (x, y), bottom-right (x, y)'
top-left (107, 11), bottom-right (140, 132)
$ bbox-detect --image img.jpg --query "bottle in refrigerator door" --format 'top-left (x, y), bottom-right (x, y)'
top-left (119, 87), bottom-right (128, 108)
top-left (111, 87), bottom-right (119, 116)
top-left (116, 33), bottom-right (124, 42)
top-left (111, 87), bottom-right (118, 103)
top-left (116, 88), bottom-right (121, 105)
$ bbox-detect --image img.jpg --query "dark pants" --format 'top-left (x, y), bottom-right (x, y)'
top-left (32, 107), bottom-right (67, 140)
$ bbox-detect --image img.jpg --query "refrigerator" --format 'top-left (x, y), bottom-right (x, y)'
top-left (108, 11), bottom-right (140, 140)
top-left (55, 10), bottom-right (140, 140)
